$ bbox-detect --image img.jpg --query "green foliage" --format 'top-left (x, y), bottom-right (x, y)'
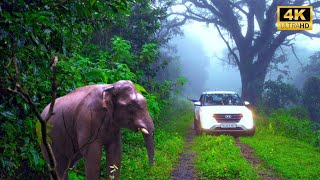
top-left (0, 0), bottom-right (175, 179)
top-left (145, 94), bottom-right (161, 120)
top-left (262, 80), bottom-right (301, 110)
top-left (149, 77), bottom-right (188, 100)
top-left (57, 52), bottom-right (137, 93)
top-left (0, 0), bottom-right (183, 178)
top-left (140, 43), bottom-right (158, 63)
top-left (0, 106), bottom-right (46, 177)
top-left (192, 135), bottom-right (258, 179)
top-left (287, 106), bottom-right (310, 119)
top-left (111, 36), bottom-right (135, 64)
top-left (241, 132), bottom-right (320, 179)
top-left (303, 76), bottom-right (320, 122)
top-left (256, 108), bottom-right (319, 146)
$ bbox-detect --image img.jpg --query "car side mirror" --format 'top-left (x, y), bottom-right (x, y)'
top-left (194, 102), bottom-right (201, 106)
top-left (188, 97), bottom-right (200, 103)
top-left (244, 101), bottom-right (250, 106)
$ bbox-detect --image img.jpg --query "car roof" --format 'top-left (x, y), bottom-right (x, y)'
top-left (202, 91), bottom-right (238, 94)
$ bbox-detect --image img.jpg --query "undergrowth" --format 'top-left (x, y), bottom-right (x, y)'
top-left (192, 135), bottom-right (259, 179)
top-left (255, 107), bottom-right (320, 147)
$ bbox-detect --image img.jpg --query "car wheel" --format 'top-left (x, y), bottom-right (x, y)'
top-left (246, 126), bottom-right (256, 136)
top-left (194, 119), bottom-right (201, 135)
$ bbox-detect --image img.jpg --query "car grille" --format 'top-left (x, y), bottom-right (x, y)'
top-left (213, 114), bottom-right (243, 123)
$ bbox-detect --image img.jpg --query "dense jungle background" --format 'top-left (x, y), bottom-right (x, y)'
top-left (0, 0), bottom-right (320, 179)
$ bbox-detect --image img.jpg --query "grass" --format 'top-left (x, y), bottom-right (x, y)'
top-left (240, 129), bottom-right (320, 179)
top-left (240, 108), bottom-right (320, 179)
top-left (192, 135), bottom-right (259, 180)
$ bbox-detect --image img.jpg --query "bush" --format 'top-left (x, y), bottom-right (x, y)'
top-left (303, 76), bottom-right (320, 122)
top-left (0, 105), bottom-right (47, 178)
top-left (262, 80), bottom-right (301, 110)
top-left (261, 108), bottom-right (320, 146)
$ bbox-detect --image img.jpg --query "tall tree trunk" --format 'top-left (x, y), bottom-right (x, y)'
top-left (240, 54), bottom-right (271, 105)
top-left (240, 70), bottom-right (266, 105)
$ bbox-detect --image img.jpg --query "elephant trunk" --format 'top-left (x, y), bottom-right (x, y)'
top-left (141, 114), bottom-right (154, 166)
top-left (143, 132), bottom-right (154, 166)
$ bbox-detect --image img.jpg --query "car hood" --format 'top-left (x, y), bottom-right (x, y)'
top-left (200, 105), bottom-right (251, 114)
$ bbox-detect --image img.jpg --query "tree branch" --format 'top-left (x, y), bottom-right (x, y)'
top-left (215, 24), bottom-right (240, 67)
top-left (245, 2), bottom-right (255, 43)
top-left (300, 30), bottom-right (320, 38)
top-left (225, 0), bottom-right (248, 16)
top-left (289, 44), bottom-right (304, 70)
top-left (5, 56), bottom-right (60, 180)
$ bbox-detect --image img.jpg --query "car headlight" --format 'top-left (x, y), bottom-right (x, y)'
top-left (242, 110), bottom-right (254, 129)
top-left (243, 110), bottom-right (253, 119)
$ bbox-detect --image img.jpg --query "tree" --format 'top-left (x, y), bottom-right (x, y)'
top-left (303, 76), bottom-right (320, 122)
top-left (0, 0), bottom-right (133, 178)
top-left (304, 51), bottom-right (320, 76)
top-left (262, 80), bottom-right (301, 110)
top-left (170, 0), bottom-right (320, 104)
top-left (91, 0), bottom-right (185, 89)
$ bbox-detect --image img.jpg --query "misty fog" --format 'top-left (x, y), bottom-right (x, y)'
top-left (167, 22), bottom-right (320, 98)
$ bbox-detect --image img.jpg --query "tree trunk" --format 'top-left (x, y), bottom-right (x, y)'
top-left (239, 55), bottom-right (270, 105)
top-left (241, 71), bottom-right (266, 105)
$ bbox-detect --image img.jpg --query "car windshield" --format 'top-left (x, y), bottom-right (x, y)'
top-left (203, 93), bottom-right (243, 106)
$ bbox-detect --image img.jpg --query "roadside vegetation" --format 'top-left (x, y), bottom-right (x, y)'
top-left (240, 108), bottom-right (320, 179)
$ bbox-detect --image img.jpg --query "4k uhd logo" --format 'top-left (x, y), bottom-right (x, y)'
top-left (277, 6), bottom-right (312, 30)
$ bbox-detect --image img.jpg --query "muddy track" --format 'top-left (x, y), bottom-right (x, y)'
top-left (172, 127), bottom-right (198, 180)
top-left (234, 137), bottom-right (282, 180)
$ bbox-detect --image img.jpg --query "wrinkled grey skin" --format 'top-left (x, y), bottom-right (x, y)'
top-left (41, 80), bottom-right (154, 180)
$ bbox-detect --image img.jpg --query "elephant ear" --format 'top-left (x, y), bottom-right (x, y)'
top-left (102, 86), bottom-right (114, 112)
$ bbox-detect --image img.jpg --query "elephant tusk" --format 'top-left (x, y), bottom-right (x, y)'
top-left (140, 128), bottom-right (149, 135)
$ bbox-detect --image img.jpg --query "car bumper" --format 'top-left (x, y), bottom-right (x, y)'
top-left (201, 125), bottom-right (255, 136)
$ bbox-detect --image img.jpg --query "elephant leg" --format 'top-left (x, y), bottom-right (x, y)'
top-left (56, 155), bottom-right (70, 180)
top-left (83, 141), bottom-right (102, 179)
top-left (106, 132), bottom-right (122, 180)
top-left (41, 144), bottom-right (70, 180)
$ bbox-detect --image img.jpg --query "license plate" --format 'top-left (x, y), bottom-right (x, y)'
top-left (221, 124), bottom-right (237, 128)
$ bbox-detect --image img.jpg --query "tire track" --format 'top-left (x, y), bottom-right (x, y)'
top-left (234, 137), bottom-right (282, 180)
top-left (172, 126), bottom-right (198, 180)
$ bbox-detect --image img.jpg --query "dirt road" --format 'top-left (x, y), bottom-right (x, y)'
top-left (172, 126), bottom-right (281, 179)
top-left (171, 127), bottom-right (197, 180)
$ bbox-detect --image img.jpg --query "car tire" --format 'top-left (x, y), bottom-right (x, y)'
top-left (194, 119), bottom-right (201, 135)
top-left (246, 125), bottom-right (256, 136)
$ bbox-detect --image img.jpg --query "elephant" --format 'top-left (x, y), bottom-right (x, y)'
top-left (41, 80), bottom-right (154, 179)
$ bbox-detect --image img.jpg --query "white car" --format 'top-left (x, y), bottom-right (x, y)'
top-left (192, 91), bottom-right (255, 136)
